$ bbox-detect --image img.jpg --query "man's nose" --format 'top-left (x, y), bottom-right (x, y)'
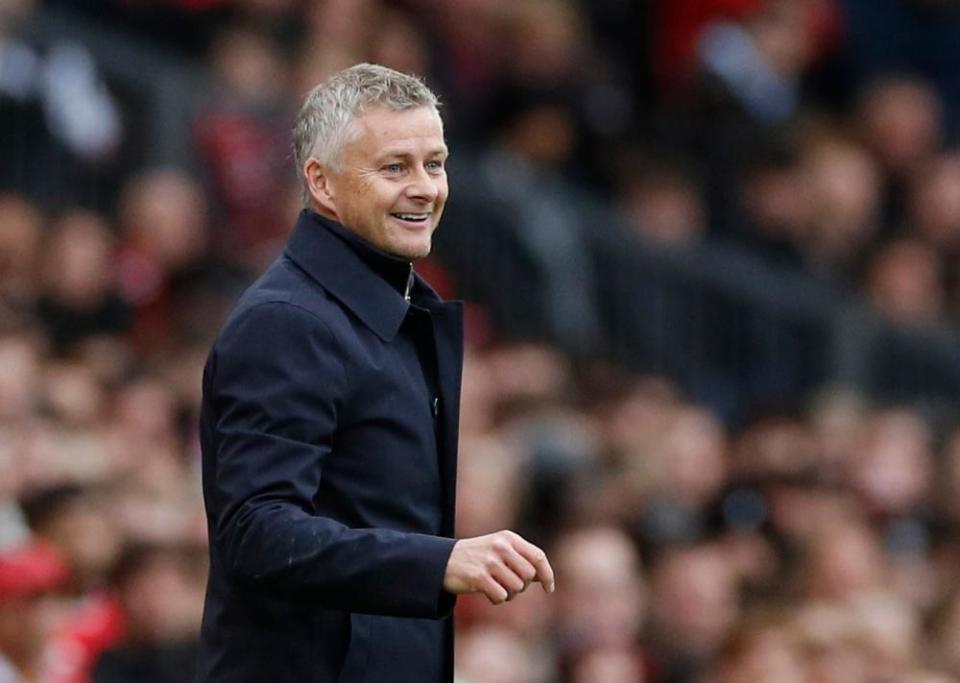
top-left (405, 168), bottom-right (441, 202)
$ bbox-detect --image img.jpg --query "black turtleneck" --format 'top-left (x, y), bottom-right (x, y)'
top-left (305, 210), bottom-right (414, 300)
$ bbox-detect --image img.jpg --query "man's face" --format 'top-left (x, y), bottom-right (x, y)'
top-left (320, 106), bottom-right (449, 260)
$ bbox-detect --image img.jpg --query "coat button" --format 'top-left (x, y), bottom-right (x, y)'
top-left (432, 397), bottom-right (439, 416)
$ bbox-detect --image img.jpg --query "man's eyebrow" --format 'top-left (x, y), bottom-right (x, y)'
top-left (377, 145), bottom-right (449, 160)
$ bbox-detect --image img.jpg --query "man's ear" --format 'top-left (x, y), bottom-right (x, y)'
top-left (304, 158), bottom-right (338, 217)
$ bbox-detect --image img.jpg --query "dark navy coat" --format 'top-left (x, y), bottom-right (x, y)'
top-left (197, 210), bottom-right (463, 682)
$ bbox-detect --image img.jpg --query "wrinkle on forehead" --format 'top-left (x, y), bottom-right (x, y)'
top-left (342, 107), bottom-right (447, 165)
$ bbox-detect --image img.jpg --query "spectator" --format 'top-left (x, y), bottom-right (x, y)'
top-left (92, 543), bottom-right (204, 683)
top-left (0, 194), bottom-right (42, 318)
top-left (800, 131), bottom-right (882, 281)
top-left (39, 359), bottom-right (106, 428)
top-left (193, 23), bottom-right (292, 271)
top-left (0, 540), bottom-right (71, 682)
top-left (856, 77), bottom-right (942, 225)
top-left (710, 610), bottom-right (805, 683)
top-left (618, 156), bottom-right (708, 246)
top-left (114, 169), bottom-right (210, 350)
top-left (447, 85), bottom-right (604, 353)
top-left (552, 527), bottom-right (646, 665)
top-left (564, 645), bottom-right (647, 683)
top-left (801, 516), bottom-right (888, 602)
top-left (907, 153), bottom-right (960, 259)
top-left (36, 210), bottom-right (131, 353)
top-left (865, 238), bottom-right (946, 326)
top-left (0, 328), bottom-right (42, 423)
top-left (455, 624), bottom-right (542, 683)
top-left (734, 141), bottom-right (813, 268)
top-left (20, 485), bottom-right (122, 594)
top-left (647, 544), bottom-right (739, 681)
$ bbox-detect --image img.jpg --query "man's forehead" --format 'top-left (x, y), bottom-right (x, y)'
top-left (353, 106), bottom-right (445, 145)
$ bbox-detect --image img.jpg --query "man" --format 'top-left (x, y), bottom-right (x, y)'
top-left (197, 63), bottom-right (554, 682)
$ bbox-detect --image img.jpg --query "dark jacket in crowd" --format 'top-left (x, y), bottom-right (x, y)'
top-left (95, 639), bottom-right (198, 683)
top-left (197, 210), bottom-right (464, 682)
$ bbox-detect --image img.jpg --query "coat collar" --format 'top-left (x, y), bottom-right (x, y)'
top-left (284, 210), bottom-right (443, 341)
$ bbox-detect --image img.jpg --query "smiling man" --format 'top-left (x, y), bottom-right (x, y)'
top-left (197, 64), bottom-right (554, 683)
top-left (308, 104), bottom-right (448, 261)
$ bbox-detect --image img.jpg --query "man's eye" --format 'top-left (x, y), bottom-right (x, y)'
top-left (383, 163), bottom-right (403, 174)
top-left (426, 160), bottom-right (445, 172)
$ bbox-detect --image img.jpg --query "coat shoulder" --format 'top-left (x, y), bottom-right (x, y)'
top-left (220, 256), bottom-right (348, 340)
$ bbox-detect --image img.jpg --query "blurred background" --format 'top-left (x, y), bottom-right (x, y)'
top-left (2, 0), bottom-right (960, 681)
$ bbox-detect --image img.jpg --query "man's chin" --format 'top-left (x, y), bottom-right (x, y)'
top-left (404, 244), bottom-right (432, 261)
top-left (389, 236), bottom-right (432, 261)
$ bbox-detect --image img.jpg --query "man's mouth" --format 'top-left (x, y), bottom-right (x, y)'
top-left (391, 212), bottom-right (430, 224)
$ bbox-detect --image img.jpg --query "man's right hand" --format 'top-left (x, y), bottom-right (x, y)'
top-left (442, 530), bottom-right (555, 605)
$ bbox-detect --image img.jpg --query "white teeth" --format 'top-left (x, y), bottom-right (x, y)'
top-left (394, 213), bottom-right (429, 221)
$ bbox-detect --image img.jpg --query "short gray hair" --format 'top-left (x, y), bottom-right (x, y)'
top-left (293, 63), bottom-right (440, 201)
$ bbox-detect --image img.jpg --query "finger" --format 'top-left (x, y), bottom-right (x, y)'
top-left (501, 545), bottom-right (537, 588)
top-left (489, 561), bottom-right (526, 597)
top-left (513, 538), bottom-right (555, 593)
top-left (480, 575), bottom-right (509, 605)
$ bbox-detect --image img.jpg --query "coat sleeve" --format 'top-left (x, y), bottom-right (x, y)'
top-left (205, 300), bottom-right (456, 618)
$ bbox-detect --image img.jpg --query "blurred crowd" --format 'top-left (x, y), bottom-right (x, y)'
top-left (452, 347), bottom-right (960, 683)
top-left (2, 0), bottom-right (960, 681)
